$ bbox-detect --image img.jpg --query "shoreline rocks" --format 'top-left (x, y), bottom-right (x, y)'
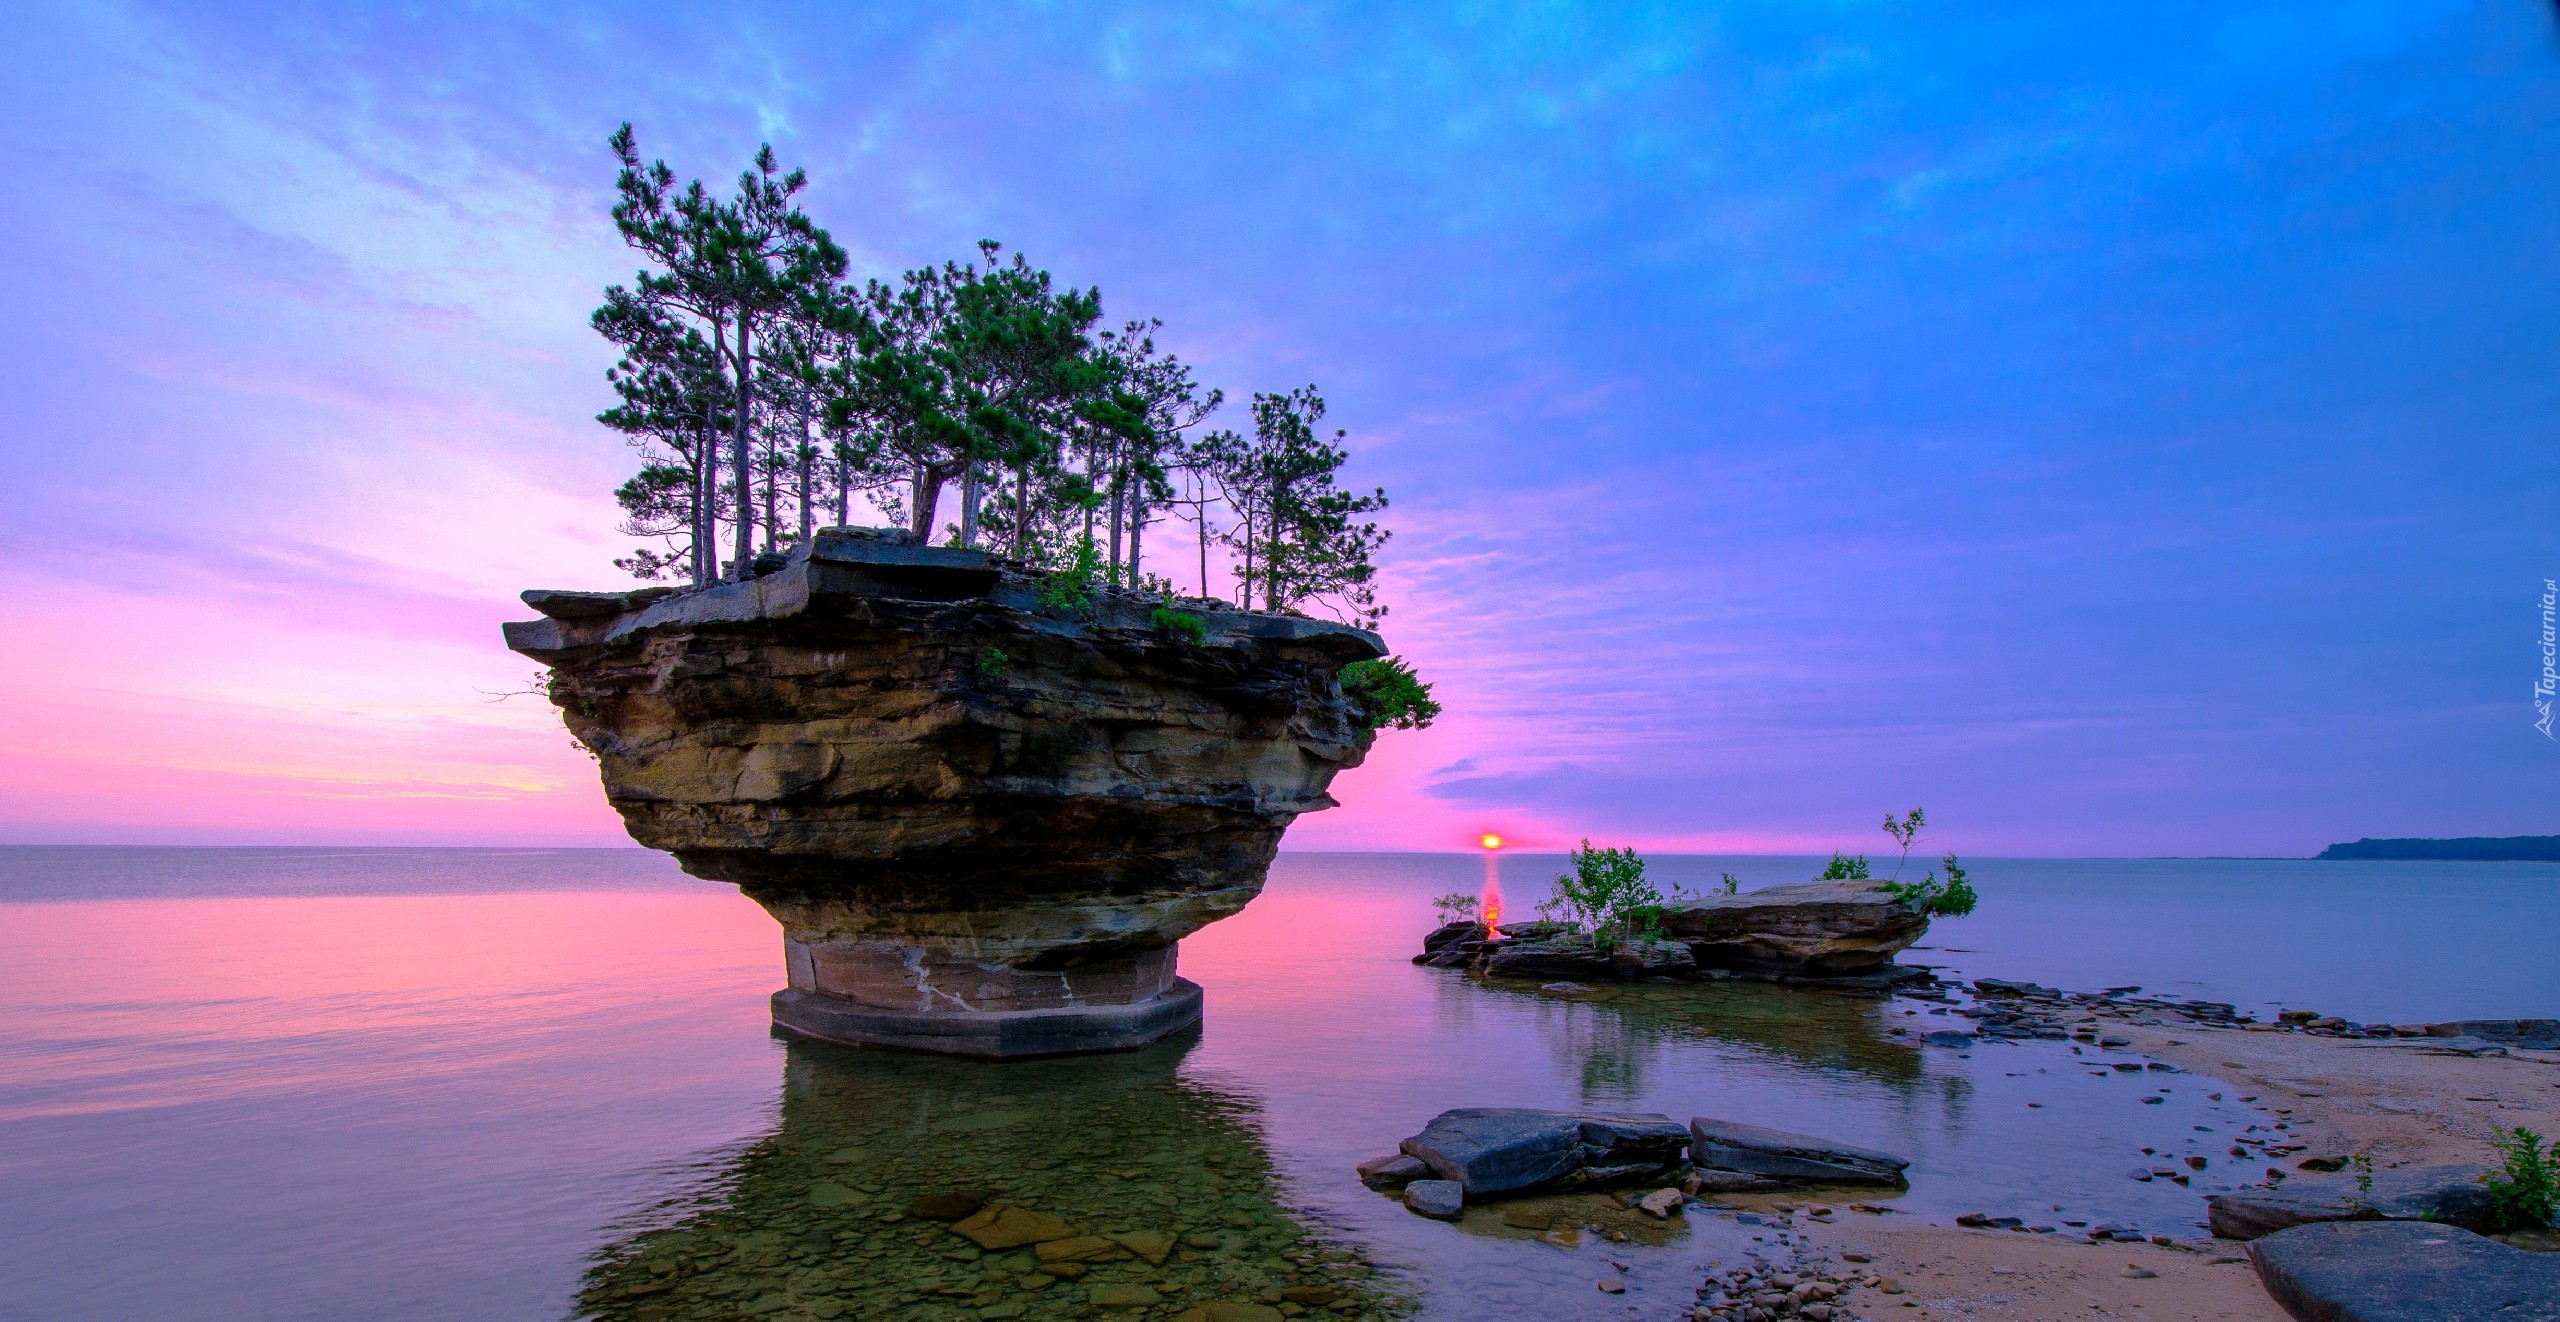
top-left (1397, 1109), bottom-right (1690, 1197)
top-left (2249, 1221), bottom-right (2560, 1321)
top-left (1367, 1108), bottom-right (1908, 1218)
top-left (1689, 1118), bottom-right (1911, 1188)
top-left (2205, 1165), bottom-right (2495, 1240)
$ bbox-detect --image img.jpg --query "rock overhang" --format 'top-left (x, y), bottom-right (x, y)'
top-left (503, 527), bottom-right (1389, 1055)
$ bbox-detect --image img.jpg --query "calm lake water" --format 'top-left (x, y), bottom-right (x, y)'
top-left (2, 847), bottom-right (2555, 1320)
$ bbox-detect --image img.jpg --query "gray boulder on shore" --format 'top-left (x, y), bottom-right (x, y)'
top-left (2205, 1164), bottom-right (2494, 1240)
top-left (1688, 1117), bottom-right (1911, 1187)
top-left (1397, 1109), bottom-right (1689, 1197)
top-left (2248, 1220), bottom-right (2560, 1321)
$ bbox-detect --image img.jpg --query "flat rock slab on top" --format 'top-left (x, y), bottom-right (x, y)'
top-left (2248, 1221), bottom-right (2560, 1321)
top-left (1688, 1117), bottom-right (1911, 1186)
top-left (1398, 1109), bottom-right (1689, 1197)
top-left (2205, 1165), bottom-right (2493, 1240)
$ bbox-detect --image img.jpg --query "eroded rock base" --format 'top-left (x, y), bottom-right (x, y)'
top-left (770, 979), bottom-right (1205, 1059)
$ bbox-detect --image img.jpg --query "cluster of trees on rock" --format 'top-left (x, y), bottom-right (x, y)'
top-left (591, 126), bottom-right (1389, 626)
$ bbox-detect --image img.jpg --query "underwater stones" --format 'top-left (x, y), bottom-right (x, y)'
top-left (1107, 1229), bottom-right (1175, 1265)
top-left (1033, 1235), bottom-right (1122, 1264)
top-left (1397, 1109), bottom-right (1690, 1197)
top-left (507, 529), bottom-right (1384, 1057)
top-left (2205, 1165), bottom-right (2495, 1240)
top-left (1658, 878), bottom-right (1930, 976)
top-left (1688, 1118), bottom-right (1911, 1187)
top-left (2249, 1221), bottom-right (2560, 1322)
top-left (1087, 1282), bottom-right (1164, 1309)
top-left (1173, 1304), bottom-right (1284, 1322)
top-left (903, 1191), bottom-right (983, 1220)
top-left (1402, 1180), bottom-right (1465, 1219)
top-left (951, 1204), bottom-right (1080, 1250)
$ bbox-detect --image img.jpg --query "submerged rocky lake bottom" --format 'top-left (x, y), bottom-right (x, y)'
top-left (3, 848), bottom-right (2556, 1320)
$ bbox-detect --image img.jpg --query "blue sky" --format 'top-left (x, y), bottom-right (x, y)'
top-left (1, 2), bottom-right (2555, 853)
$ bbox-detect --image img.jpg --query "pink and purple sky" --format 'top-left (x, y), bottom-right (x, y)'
top-left (3, 3), bottom-right (2557, 856)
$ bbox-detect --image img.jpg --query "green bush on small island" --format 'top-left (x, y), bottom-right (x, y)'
top-left (1817, 851), bottom-right (1872, 880)
top-left (1430, 892), bottom-right (1479, 925)
top-left (1539, 840), bottom-right (1665, 949)
top-left (1880, 853), bottom-right (1979, 918)
top-left (1823, 807), bottom-right (1979, 918)
top-left (2485, 1126), bottom-right (2560, 1232)
top-left (1340, 656), bottom-right (1441, 731)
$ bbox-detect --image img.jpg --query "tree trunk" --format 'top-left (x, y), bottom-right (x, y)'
top-left (1107, 468), bottom-right (1124, 585)
top-left (1012, 465), bottom-right (1030, 558)
top-left (1128, 495), bottom-right (1144, 587)
top-left (959, 459), bottom-right (981, 547)
top-left (796, 396), bottom-right (813, 545)
top-left (910, 464), bottom-right (943, 542)
top-left (834, 454), bottom-right (850, 529)
top-left (731, 314), bottom-right (755, 580)
top-left (1264, 477), bottom-right (1283, 611)
top-left (695, 426), bottom-right (715, 587)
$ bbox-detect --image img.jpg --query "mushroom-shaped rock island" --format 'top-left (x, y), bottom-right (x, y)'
top-left (504, 528), bottom-right (1386, 1057)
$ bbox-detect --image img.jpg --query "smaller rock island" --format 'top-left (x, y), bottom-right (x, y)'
top-left (505, 528), bottom-right (1386, 1057)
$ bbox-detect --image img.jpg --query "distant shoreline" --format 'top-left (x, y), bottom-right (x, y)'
top-left (2315, 834), bottom-right (2560, 862)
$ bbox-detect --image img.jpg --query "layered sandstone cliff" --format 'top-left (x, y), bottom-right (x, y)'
top-left (504, 528), bottom-right (1385, 1054)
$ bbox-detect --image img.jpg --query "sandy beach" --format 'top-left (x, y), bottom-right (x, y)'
top-left (1710, 1019), bottom-right (2560, 1320)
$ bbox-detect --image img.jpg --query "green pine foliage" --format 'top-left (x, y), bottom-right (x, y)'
top-left (1339, 656), bottom-right (1439, 731)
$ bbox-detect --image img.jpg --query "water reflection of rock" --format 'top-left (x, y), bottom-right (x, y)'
top-left (1447, 975), bottom-right (1956, 1111)
top-left (579, 1033), bottom-right (1411, 1321)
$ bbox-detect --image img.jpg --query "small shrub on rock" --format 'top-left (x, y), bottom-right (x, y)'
top-left (1539, 841), bottom-right (1663, 947)
top-left (1817, 852), bottom-right (1872, 881)
top-left (2485, 1126), bottom-right (2560, 1232)
top-left (1881, 853), bottom-right (1979, 918)
top-left (1150, 607), bottom-right (1208, 646)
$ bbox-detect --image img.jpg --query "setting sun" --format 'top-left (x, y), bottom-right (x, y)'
top-left (1478, 834), bottom-right (1503, 850)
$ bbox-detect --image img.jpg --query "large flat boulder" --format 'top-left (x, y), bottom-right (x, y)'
top-left (1398, 1109), bottom-right (1689, 1197)
top-left (2206, 1165), bottom-right (2494, 1240)
top-left (1688, 1117), bottom-right (1910, 1186)
top-left (2248, 1220), bottom-right (2560, 1321)
top-left (1658, 879), bottom-right (1929, 976)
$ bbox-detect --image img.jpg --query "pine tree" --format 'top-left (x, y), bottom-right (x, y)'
top-left (605, 124), bottom-right (844, 579)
